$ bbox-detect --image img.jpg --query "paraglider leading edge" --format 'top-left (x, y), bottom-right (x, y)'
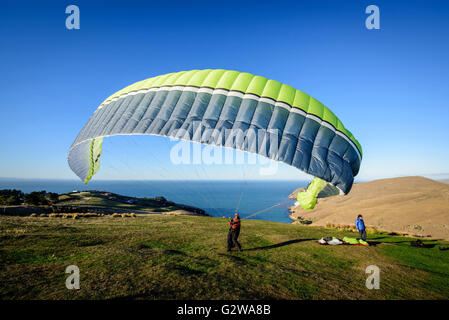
top-left (68, 69), bottom-right (362, 195)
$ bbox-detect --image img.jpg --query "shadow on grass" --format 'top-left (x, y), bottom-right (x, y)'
top-left (245, 238), bottom-right (314, 251)
top-left (162, 249), bottom-right (187, 256)
top-left (217, 253), bottom-right (246, 263)
top-left (368, 236), bottom-right (441, 248)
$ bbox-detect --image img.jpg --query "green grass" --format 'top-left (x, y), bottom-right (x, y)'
top-left (373, 234), bottom-right (449, 297)
top-left (0, 215), bottom-right (448, 300)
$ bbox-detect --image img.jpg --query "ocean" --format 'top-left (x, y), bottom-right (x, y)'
top-left (0, 179), bottom-right (306, 223)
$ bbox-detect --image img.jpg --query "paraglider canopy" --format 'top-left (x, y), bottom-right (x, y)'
top-left (68, 69), bottom-right (362, 208)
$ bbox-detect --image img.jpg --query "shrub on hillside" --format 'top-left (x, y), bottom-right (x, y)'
top-left (24, 191), bottom-right (49, 206)
top-left (0, 189), bottom-right (24, 205)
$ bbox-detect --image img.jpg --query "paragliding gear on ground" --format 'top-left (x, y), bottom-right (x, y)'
top-left (318, 236), bottom-right (368, 246)
top-left (68, 69), bottom-right (362, 197)
top-left (318, 238), bottom-right (327, 245)
top-left (411, 239), bottom-right (434, 248)
top-left (411, 239), bottom-right (423, 247)
top-left (318, 237), bottom-right (343, 245)
top-left (227, 217), bottom-right (242, 251)
top-left (342, 236), bottom-right (369, 246)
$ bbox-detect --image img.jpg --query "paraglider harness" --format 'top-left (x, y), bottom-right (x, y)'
top-left (411, 239), bottom-right (434, 249)
top-left (229, 218), bottom-right (241, 231)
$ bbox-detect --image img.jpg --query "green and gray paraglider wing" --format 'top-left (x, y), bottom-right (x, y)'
top-left (68, 69), bottom-right (362, 198)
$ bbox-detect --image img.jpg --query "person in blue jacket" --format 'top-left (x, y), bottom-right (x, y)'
top-left (355, 214), bottom-right (367, 241)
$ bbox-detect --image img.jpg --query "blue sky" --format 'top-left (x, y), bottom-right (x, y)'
top-left (0, 0), bottom-right (448, 182)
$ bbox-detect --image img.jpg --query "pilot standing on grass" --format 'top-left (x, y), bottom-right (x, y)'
top-left (227, 213), bottom-right (242, 252)
top-left (355, 214), bottom-right (367, 241)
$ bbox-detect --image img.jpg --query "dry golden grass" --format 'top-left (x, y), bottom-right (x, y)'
top-left (324, 222), bottom-right (382, 235)
top-left (291, 177), bottom-right (449, 240)
top-left (39, 212), bottom-right (106, 219)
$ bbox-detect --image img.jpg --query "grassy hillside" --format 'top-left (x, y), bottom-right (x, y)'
top-left (1, 190), bottom-right (205, 216)
top-left (57, 191), bottom-right (206, 214)
top-left (1, 215), bottom-right (448, 300)
top-left (289, 176), bottom-right (449, 240)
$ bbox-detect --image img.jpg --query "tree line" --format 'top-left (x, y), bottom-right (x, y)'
top-left (0, 189), bottom-right (59, 206)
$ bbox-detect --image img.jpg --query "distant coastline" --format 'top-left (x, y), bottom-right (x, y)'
top-left (0, 179), bottom-right (301, 223)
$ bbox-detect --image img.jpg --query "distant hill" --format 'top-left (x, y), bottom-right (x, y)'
top-left (0, 190), bottom-right (206, 217)
top-left (289, 176), bottom-right (449, 240)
